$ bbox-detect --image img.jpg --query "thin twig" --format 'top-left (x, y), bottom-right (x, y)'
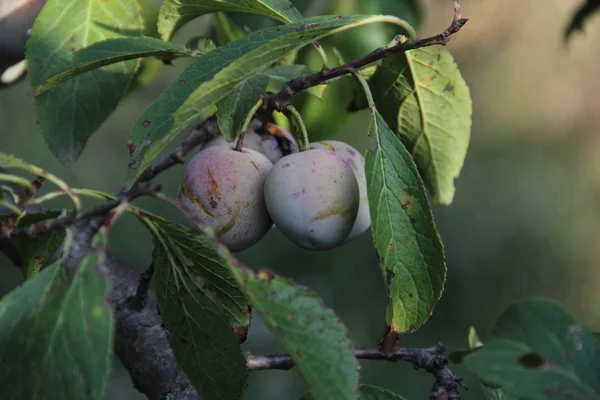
top-left (126, 262), bottom-right (155, 311)
top-left (3, 182), bottom-right (159, 239)
top-left (262, 1), bottom-right (467, 113)
top-left (247, 344), bottom-right (465, 399)
top-left (1, 120), bottom-right (219, 240)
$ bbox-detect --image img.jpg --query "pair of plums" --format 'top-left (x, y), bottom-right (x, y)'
top-left (178, 123), bottom-right (370, 252)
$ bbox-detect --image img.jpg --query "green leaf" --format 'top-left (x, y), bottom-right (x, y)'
top-left (35, 37), bottom-right (203, 94)
top-left (238, 268), bottom-right (359, 400)
top-left (216, 74), bottom-right (270, 141)
top-left (465, 327), bottom-right (520, 400)
top-left (264, 64), bottom-right (326, 99)
top-left (125, 0), bottom-right (163, 93)
top-left (213, 12), bottom-right (248, 45)
top-left (15, 212), bottom-right (65, 279)
top-left (299, 384), bottom-right (406, 399)
top-left (185, 37), bottom-right (217, 53)
top-left (0, 232), bottom-right (113, 400)
top-left (364, 110), bottom-right (446, 337)
top-left (127, 14), bottom-right (413, 183)
top-left (26, 0), bottom-right (143, 166)
top-left (464, 298), bottom-right (600, 400)
top-left (369, 46), bottom-right (472, 205)
top-left (332, 0), bottom-right (421, 59)
top-left (158, 0), bottom-right (302, 41)
top-left (136, 214), bottom-right (249, 399)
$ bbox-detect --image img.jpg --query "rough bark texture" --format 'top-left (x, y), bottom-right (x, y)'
top-left (64, 219), bottom-right (201, 400)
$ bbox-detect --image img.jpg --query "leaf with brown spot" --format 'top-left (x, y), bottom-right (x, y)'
top-left (232, 268), bottom-right (360, 400)
top-left (135, 212), bottom-right (250, 399)
top-left (365, 110), bottom-right (446, 335)
top-left (464, 298), bottom-right (600, 400)
top-left (369, 45), bottom-right (472, 205)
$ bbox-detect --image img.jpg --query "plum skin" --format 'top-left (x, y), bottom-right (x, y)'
top-left (204, 123), bottom-right (298, 164)
top-left (264, 149), bottom-right (360, 250)
top-left (179, 146), bottom-right (273, 252)
top-left (310, 140), bottom-right (370, 241)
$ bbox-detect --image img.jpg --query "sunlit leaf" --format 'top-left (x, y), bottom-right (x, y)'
top-left (35, 37), bottom-right (203, 94)
top-left (0, 232), bottom-right (113, 400)
top-left (26, 0), bottom-right (143, 166)
top-left (369, 46), bottom-right (472, 205)
top-left (127, 14), bottom-right (414, 183)
top-left (158, 0), bottom-right (302, 41)
top-left (464, 298), bottom-right (600, 400)
top-left (365, 110), bottom-right (446, 341)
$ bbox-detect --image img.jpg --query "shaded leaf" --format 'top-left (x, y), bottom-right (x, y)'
top-left (216, 74), bottom-right (270, 141)
top-left (213, 12), bottom-right (248, 45)
top-left (127, 14), bottom-right (413, 183)
top-left (299, 384), bottom-right (406, 399)
top-left (26, 0), bottom-right (143, 166)
top-left (35, 37), bottom-right (203, 94)
top-left (0, 232), bottom-right (113, 400)
top-left (464, 327), bottom-right (520, 400)
top-left (15, 211), bottom-right (64, 279)
top-left (236, 268), bottom-right (359, 400)
top-left (185, 37), bottom-right (217, 53)
top-left (369, 46), bottom-right (472, 205)
top-left (565, 0), bottom-right (600, 40)
top-left (125, 0), bottom-right (163, 93)
top-left (0, 152), bottom-right (81, 209)
top-left (464, 298), bottom-right (600, 400)
top-left (136, 213), bottom-right (249, 399)
top-left (158, 0), bottom-right (302, 41)
top-left (364, 110), bottom-right (446, 338)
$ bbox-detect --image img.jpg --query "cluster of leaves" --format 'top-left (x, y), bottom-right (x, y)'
top-left (1, 0), bottom-right (598, 400)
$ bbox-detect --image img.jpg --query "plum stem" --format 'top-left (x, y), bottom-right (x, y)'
top-left (285, 105), bottom-right (310, 152)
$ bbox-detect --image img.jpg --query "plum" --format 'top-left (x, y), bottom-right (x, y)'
top-left (179, 146), bottom-right (273, 252)
top-left (264, 149), bottom-right (360, 250)
top-left (310, 140), bottom-right (370, 240)
top-left (204, 123), bottom-right (298, 164)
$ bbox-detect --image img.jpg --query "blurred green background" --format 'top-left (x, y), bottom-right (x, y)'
top-left (2, 0), bottom-right (600, 399)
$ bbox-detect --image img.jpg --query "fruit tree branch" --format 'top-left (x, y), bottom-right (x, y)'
top-left (247, 344), bottom-right (465, 400)
top-left (0, 120), bottom-right (219, 240)
top-left (261, 1), bottom-right (467, 113)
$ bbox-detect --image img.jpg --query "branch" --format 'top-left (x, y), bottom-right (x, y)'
top-left (61, 221), bottom-right (201, 400)
top-left (246, 344), bottom-right (465, 400)
top-left (261, 1), bottom-right (467, 112)
top-left (1, 120), bottom-right (219, 240)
